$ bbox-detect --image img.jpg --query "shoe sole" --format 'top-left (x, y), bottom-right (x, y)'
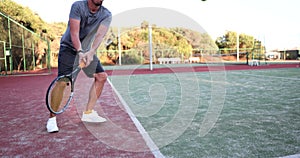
top-left (47, 127), bottom-right (59, 133)
top-left (81, 119), bottom-right (107, 123)
top-left (48, 130), bottom-right (59, 133)
top-left (47, 129), bottom-right (59, 133)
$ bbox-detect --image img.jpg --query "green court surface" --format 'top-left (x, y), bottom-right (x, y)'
top-left (108, 67), bottom-right (300, 157)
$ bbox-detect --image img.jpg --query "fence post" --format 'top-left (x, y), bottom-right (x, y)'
top-left (4, 43), bottom-right (8, 74)
top-left (0, 41), bottom-right (8, 75)
top-left (7, 17), bottom-right (13, 74)
top-left (31, 41), bottom-right (35, 70)
top-left (47, 39), bottom-right (51, 72)
top-left (22, 32), bottom-right (26, 71)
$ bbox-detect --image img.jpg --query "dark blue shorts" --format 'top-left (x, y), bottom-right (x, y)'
top-left (58, 46), bottom-right (105, 78)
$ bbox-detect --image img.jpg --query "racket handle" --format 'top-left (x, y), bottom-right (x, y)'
top-left (79, 62), bottom-right (86, 68)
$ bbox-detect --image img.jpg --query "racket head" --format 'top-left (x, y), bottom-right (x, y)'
top-left (46, 76), bottom-right (73, 114)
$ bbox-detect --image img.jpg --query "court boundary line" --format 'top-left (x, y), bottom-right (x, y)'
top-left (230, 71), bottom-right (300, 81)
top-left (280, 154), bottom-right (300, 158)
top-left (107, 79), bottom-right (165, 158)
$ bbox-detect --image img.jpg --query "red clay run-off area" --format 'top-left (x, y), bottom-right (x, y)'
top-left (0, 63), bottom-right (299, 157)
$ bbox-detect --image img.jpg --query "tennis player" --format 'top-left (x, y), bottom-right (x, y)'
top-left (46, 0), bottom-right (112, 133)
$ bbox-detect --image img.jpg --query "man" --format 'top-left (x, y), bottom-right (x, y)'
top-left (46, 0), bottom-right (112, 133)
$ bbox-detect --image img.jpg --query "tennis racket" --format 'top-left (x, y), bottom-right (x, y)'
top-left (46, 62), bottom-right (85, 114)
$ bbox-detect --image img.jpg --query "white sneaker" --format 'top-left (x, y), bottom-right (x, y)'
top-left (46, 117), bottom-right (59, 133)
top-left (81, 110), bottom-right (107, 123)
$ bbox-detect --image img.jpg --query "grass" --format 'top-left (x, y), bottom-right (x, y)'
top-left (108, 67), bottom-right (300, 157)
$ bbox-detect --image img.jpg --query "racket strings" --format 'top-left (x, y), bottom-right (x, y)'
top-left (46, 66), bottom-right (81, 114)
top-left (49, 78), bottom-right (72, 113)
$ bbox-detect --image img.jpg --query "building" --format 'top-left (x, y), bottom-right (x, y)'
top-left (271, 48), bottom-right (300, 60)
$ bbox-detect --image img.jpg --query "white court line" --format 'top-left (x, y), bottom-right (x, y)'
top-left (199, 70), bottom-right (300, 91)
top-left (279, 154), bottom-right (300, 158)
top-left (107, 79), bottom-right (165, 158)
top-left (230, 71), bottom-right (300, 81)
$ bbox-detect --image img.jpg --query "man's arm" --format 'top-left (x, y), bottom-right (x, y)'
top-left (90, 15), bottom-right (112, 53)
top-left (84, 15), bottom-right (111, 66)
top-left (69, 18), bottom-right (82, 51)
top-left (84, 24), bottom-right (109, 67)
top-left (90, 24), bottom-right (110, 53)
top-left (69, 18), bottom-right (87, 65)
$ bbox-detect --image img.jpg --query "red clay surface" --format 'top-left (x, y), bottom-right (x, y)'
top-left (0, 71), bottom-right (154, 157)
top-left (0, 64), bottom-right (299, 157)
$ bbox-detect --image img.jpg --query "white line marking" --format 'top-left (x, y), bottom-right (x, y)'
top-left (231, 71), bottom-right (300, 81)
top-left (107, 79), bottom-right (165, 158)
top-left (279, 154), bottom-right (300, 158)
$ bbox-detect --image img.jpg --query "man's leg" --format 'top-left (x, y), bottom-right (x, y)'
top-left (47, 46), bottom-right (76, 132)
top-left (86, 72), bottom-right (107, 111)
top-left (81, 55), bottom-right (107, 123)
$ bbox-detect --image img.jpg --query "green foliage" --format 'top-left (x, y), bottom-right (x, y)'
top-left (0, 0), bottom-right (66, 41)
top-left (0, 0), bottom-right (46, 33)
top-left (47, 22), bottom-right (67, 66)
top-left (0, 0), bottom-right (68, 67)
top-left (106, 22), bottom-right (217, 62)
top-left (121, 50), bottom-right (142, 65)
top-left (239, 33), bottom-right (254, 49)
top-left (215, 31), bottom-right (237, 51)
top-left (215, 31), bottom-right (258, 54)
top-left (171, 27), bottom-right (218, 50)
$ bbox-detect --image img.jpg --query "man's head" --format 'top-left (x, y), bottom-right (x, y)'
top-left (91, 0), bottom-right (103, 7)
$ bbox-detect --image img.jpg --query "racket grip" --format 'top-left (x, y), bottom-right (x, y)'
top-left (79, 62), bottom-right (86, 68)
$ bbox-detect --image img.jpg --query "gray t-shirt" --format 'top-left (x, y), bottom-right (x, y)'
top-left (60, 0), bottom-right (112, 51)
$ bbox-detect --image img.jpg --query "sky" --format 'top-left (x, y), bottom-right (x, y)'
top-left (11, 0), bottom-right (300, 51)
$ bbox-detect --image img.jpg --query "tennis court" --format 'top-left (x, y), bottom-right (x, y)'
top-left (0, 63), bottom-right (299, 157)
top-left (108, 63), bottom-right (300, 157)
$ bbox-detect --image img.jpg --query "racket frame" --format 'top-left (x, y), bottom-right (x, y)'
top-left (46, 67), bottom-right (81, 114)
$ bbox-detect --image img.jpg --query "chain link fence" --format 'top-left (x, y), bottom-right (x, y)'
top-left (0, 12), bottom-right (51, 75)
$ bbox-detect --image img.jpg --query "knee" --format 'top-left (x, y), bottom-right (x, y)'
top-left (94, 72), bottom-right (107, 83)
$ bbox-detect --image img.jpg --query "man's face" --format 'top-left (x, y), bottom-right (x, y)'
top-left (91, 0), bottom-right (103, 6)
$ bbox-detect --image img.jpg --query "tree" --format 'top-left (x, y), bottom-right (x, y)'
top-left (215, 31), bottom-right (257, 54)
top-left (0, 0), bottom-right (68, 69)
top-left (0, 0), bottom-right (47, 34)
top-left (239, 33), bottom-right (254, 50)
top-left (171, 27), bottom-right (218, 50)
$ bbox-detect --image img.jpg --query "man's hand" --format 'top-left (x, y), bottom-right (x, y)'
top-left (84, 50), bottom-right (95, 67)
top-left (78, 51), bottom-right (94, 68)
top-left (78, 52), bottom-right (87, 68)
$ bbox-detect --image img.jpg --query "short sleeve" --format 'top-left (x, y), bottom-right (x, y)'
top-left (101, 15), bottom-right (112, 27)
top-left (69, 2), bottom-right (81, 20)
